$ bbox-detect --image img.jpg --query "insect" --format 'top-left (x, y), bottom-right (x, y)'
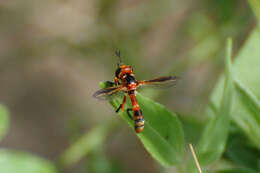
top-left (93, 51), bottom-right (177, 133)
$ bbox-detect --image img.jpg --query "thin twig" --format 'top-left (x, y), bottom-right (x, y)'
top-left (189, 144), bottom-right (203, 173)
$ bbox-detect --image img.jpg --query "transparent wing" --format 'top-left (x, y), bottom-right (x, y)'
top-left (93, 85), bottom-right (124, 100)
top-left (138, 76), bottom-right (178, 88)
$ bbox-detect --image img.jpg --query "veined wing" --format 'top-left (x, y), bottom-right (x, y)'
top-left (138, 76), bottom-right (178, 88)
top-left (93, 85), bottom-right (124, 100)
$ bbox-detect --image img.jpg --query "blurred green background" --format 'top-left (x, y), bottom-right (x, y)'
top-left (0, 0), bottom-right (258, 173)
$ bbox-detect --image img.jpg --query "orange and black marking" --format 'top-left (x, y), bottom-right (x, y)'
top-left (128, 90), bottom-right (145, 133)
top-left (93, 50), bottom-right (178, 133)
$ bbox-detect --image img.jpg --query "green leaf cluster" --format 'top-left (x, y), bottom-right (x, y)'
top-left (186, 2), bottom-right (260, 172)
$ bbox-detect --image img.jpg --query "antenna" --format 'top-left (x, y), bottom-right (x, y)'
top-left (115, 50), bottom-right (122, 66)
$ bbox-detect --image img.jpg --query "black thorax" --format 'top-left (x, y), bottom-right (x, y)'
top-left (125, 74), bottom-right (136, 84)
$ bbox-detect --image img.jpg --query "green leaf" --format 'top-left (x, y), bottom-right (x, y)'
top-left (197, 38), bottom-right (233, 165)
top-left (86, 147), bottom-right (124, 173)
top-left (186, 38), bottom-right (234, 173)
top-left (210, 28), bottom-right (260, 149)
top-left (107, 84), bottom-right (184, 166)
top-left (0, 149), bottom-right (57, 173)
top-left (0, 104), bottom-right (9, 141)
top-left (59, 121), bottom-right (118, 168)
top-left (234, 81), bottom-right (260, 118)
top-left (217, 168), bottom-right (259, 173)
top-left (179, 114), bottom-right (204, 145)
top-left (248, 0), bottom-right (260, 23)
top-left (225, 133), bottom-right (260, 171)
top-left (231, 81), bottom-right (260, 148)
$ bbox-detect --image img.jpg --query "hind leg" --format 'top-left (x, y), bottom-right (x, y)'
top-left (126, 108), bottom-right (133, 120)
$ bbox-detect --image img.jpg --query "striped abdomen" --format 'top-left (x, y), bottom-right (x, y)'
top-left (133, 109), bottom-right (144, 133)
top-left (128, 90), bottom-right (145, 133)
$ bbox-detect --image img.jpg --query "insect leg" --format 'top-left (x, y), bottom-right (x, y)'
top-left (126, 108), bottom-right (133, 120)
top-left (116, 95), bottom-right (127, 113)
top-left (115, 105), bottom-right (121, 113)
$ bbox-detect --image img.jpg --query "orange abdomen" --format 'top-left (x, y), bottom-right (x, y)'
top-left (128, 91), bottom-right (145, 133)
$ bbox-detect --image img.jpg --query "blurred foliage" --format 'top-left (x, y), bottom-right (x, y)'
top-left (0, 0), bottom-right (259, 173)
top-left (0, 149), bottom-right (58, 173)
top-left (0, 104), bottom-right (9, 141)
top-left (217, 168), bottom-right (259, 173)
top-left (224, 133), bottom-right (260, 170)
top-left (86, 147), bottom-right (124, 173)
top-left (59, 120), bottom-right (118, 169)
top-left (188, 39), bottom-right (234, 172)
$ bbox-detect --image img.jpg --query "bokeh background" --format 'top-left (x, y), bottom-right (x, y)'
top-left (0, 0), bottom-right (256, 173)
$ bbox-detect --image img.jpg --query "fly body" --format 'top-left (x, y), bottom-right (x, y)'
top-left (93, 51), bottom-right (177, 133)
